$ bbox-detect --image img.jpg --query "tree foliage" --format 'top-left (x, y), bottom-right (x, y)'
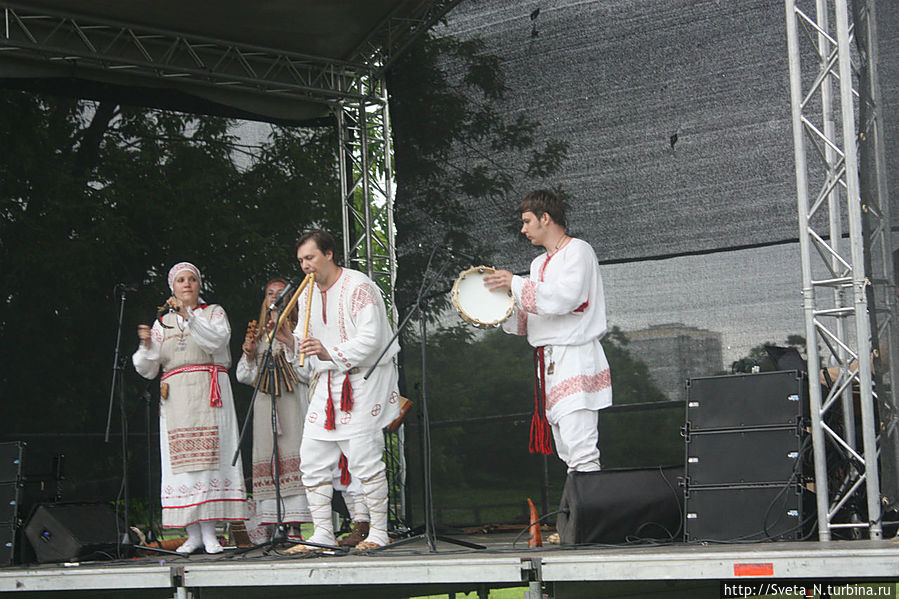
top-left (0, 91), bottom-right (339, 444)
top-left (387, 34), bottom-right (570, 315)
top-left (401, 324), bottom-right (670, 489)
top-left (730, 334), bottom-right (807, 373)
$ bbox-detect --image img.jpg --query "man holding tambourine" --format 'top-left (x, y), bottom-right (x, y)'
top-left (483, 189), bottom-right (612, 473)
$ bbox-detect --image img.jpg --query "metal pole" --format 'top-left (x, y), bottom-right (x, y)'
top-left (784, 0), bottom-right (832, 541)
top-left (834, 0), bottom-right (881, 539)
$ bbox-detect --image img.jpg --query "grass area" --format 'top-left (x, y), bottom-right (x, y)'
top-left (409, 588), bottom-right (526, 599)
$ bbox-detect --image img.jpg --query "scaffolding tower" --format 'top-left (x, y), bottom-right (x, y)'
top-left (784, 0), bottom-right (898, 540)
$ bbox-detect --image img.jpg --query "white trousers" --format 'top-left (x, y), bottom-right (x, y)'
top-left (300, 432), bottom-right (386, 485)
top-left (551, 408), bottom-right (601, 472)
top-left (300, 432), bottom-right (388, 546)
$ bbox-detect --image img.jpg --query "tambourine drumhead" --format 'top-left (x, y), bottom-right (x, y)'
top-left (452, 266), bottom-right (514, 329)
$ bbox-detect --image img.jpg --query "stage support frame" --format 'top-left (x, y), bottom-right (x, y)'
top-left (336, 75), bottom-right (405, 530)
top-left (784, 0), bottom-right (898, 541)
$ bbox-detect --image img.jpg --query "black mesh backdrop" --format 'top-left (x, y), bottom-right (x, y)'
top-left (391, 0), bottom-right (899, 529)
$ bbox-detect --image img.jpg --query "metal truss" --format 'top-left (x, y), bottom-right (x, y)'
top-left (351, 0), bottom-right (465, 77)
top-left (0, 3), bottom-right (375, 105)
top-left (0, 1), bottom-right (458, 108)
top-left (337, 77), bottom-right (398, 316)
top-left (785, 0), bottom-right (897, 541)
top-left (337, 77), bottom-right (405, 528)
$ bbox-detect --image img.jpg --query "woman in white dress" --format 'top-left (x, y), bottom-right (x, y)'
top-left (133, 262), bottom-right (247, 554)
top-left (236, 278), bottom-right (311, 538)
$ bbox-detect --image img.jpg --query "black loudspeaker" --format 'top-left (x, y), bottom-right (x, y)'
top-left (684, 484), bottom-right (808, 542)
top-left (0, 442), bottom-right (23, 566)
top-left (683, 371), bottom-right (811, 542)
top-left (24, 503), bottom-right (125, 563)
top-left (686, 427), bottom-right (804, 486)
top-left (685, 370), bottom-right (808, 430)
top-left (557, 466), bottom-right (683, 545)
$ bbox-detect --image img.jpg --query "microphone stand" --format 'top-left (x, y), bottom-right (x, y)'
top-left (232, 301), bottom-right (344, 555)
top-left (104, 284), bottom-right (133, 556)
top-left (365, 247), bottom-right (485, 552)
top-left (141, 385), bottom-right (157, 544)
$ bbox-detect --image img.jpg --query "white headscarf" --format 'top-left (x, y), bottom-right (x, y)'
top-left (167, 261), bottom-right (202, 293)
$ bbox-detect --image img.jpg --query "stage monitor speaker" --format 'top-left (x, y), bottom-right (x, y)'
top-left (24, 503), bottom-right (125, 563)
top-left (686, 370), bottom-right (807, 431)
top-left (684, 484), bottom-right (809, 542)
top-left (557, 466), bottom-right (683, 545)
top-left (686, 427), bottom-right (803, 486)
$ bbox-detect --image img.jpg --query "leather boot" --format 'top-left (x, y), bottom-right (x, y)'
top-left (338, 521), bottom-right (369, 547)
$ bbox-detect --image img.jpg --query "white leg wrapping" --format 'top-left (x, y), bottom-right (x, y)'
top-left (305, 482), bottom-right (335, 546)
top-left (354, 493), bottom-right (370, 523)
top-left (359, 470), bottom-right (389, 547)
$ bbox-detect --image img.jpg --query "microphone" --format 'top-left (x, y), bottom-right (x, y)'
top-left (116, 282), bottom-right (139, 292)
top-left (441, 246), bottom-right (479, 263)
top-left (270, 278), bottom-right (299, 309)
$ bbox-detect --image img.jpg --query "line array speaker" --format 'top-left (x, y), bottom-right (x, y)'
top-left (683, 371), bottom-right (811, 542)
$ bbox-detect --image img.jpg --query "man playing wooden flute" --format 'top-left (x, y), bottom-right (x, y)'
top-left (277, 229), bottom-right (400, 551)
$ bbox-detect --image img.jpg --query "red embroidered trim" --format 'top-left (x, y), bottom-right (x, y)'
top-left (546, 369), bottom-right (612, 411)
top-left (517, 308), bottom-right (528, 335)
top-left (162, 479), bottom-right (245, 503)
top-left (521, 279), bottom-right (538, 314)
top-left (351, 283), bottom-right (377, 318)
top-left (167, 426), bottom-right (220, 470)
top-left (251, 456), bottom-right (303, 492)
top-left (338, 275), bottom-right (349, 342)
top-left (574, 301), bottom-right (589, 313)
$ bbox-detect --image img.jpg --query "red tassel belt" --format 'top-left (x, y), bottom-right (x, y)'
top-left (162, 364), bottom-right (228, 407)
top-left (324, 370), bottom-right (356, 431)
top-left (530, 347), bottom-right (553, 455)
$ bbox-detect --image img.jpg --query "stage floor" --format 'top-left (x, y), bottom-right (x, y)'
top-left (2, 533), bottom-right (898, 598)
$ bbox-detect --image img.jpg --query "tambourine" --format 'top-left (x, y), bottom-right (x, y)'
top-left (451, 266), bottom-right (514, 329)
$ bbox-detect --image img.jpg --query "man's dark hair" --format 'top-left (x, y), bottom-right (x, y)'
top-left (519, 189), bottom-right (567, 228)
top-left (296, 229), bottom-right (339, 261)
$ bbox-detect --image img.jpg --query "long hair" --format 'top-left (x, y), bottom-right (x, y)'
top-left (255, 277), bottom-right (299, 341)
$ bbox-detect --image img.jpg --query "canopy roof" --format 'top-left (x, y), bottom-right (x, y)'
top-left (0, 0), bottom-right (458, 123)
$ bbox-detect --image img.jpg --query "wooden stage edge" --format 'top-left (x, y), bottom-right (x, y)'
top-left (1, 535), bottom-right (898, 598)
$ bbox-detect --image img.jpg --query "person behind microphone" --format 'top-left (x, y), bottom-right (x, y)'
top-left (133, 261), bottom-right (247, 554)
top-left (236, 277), bottom-right (311, 540)
top-left (276, 230), bottom-right (400, 552)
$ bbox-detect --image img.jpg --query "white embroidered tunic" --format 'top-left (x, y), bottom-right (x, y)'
top-left (503, 237), bottom-right (613, 423)
top-left (133, 304), bottom-right (247, 527)
top-left (289, 268), bottom-right (400, 440)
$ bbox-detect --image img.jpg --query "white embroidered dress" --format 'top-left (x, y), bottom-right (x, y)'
top-left (290, 268), bottom-right (400, 440)
top-left (133, 305), bottom-right (247, 528)
top-left (503, 237), bottom-right (613, 424)
top-left (236, 337), bottom-right (311, 524)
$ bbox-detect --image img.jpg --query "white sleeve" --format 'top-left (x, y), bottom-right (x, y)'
top-left (186, 305), bottom-right (231, 353)
top-left (328, 282), bottom-right (386, 372)
top-left (510, 249), bottom-right (590, 316)
top-left (236, 352), bottom-right (258, 385)
top-left (132, 321), bottom-right (164, 379)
